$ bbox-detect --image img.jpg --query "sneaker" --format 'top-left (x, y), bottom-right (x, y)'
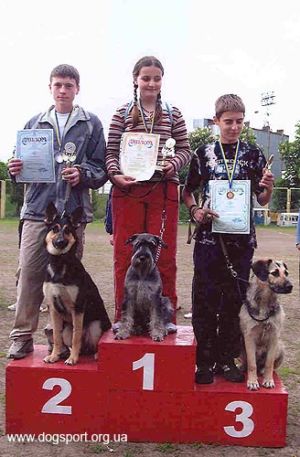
top-left (184, 312), bottom-right (192, 319)
top-left (7, 339), bottom-right (34, 360)
top-left (165, 322), bottom-right (177, 334)
top-left (218, 361), bottom-right (245, 383)
top-left (7, 303), bottom-right (17, 311)
top-left (195, 365), bottom-right (214, 384)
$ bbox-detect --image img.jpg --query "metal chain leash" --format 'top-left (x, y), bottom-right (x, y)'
top-left (155, 209), bottom-right (167, 264)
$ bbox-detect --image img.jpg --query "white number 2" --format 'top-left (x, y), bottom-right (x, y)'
top-left (41, 378), bottom-right (72, 415)
top-left (132, 353), bottom-right (155, 390)
top-left (224, 400), bottom-right (254, 438)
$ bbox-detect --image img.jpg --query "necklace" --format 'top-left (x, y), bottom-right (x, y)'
top-left (138, 100), bottom-right (156, 133)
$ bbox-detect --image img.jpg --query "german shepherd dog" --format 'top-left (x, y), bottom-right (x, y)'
top-left (43, 202), bottom-right (111, 365)
top-left (239, 259), bottom-right (293, 390)
top-left (115, 233), bottom-right (173, 342)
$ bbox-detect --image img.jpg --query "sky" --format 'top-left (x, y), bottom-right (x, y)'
top-left (1, 0), bottom-right (300, 162)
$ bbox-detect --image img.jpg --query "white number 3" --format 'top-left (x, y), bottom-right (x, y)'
top-left (224, 400), bottom-right (254, 438)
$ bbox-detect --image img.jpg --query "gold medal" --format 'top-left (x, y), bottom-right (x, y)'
top-left (226, 190), bottom-right (235, 199)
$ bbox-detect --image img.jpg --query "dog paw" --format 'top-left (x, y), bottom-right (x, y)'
top-left (262, 378), bottom-right (275, 388)
top-left (114, 331), bottom-right (129, 340)
top-left (247, 379), bottom-right (260, 390)
top-left (151, 333), bottom-right (164, 342)
top-left (64, 356), bottom-right (78, 365)
top-left (43, 354), bottom-right (60, 364)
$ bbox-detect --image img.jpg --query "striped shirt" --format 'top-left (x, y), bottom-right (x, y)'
top-left (106, 102), bottom-right (191, 183)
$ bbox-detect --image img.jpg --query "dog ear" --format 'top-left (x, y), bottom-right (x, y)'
top-left (70, 206), bottom-right (83, 227)
top-left (126, 234), bottom-right (139, 245)
top-left (154, 236), bottom-right (168, 248)
top-left (251, 259), bottom-right (272, 281)
top-left (44, 202), bottom-right (58, 225)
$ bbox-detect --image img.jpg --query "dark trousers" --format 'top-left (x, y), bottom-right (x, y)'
top-left (192, 240), bottom-right (254, 367)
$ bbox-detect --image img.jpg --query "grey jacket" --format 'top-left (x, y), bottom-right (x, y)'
top-left (19, 105), bottom-right (107, 223)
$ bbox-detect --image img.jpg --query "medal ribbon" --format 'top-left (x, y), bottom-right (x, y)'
top-left (138, 100), bottom-right (155, 134)
top-left (54, 110), bottom-right (73, 148)
top-left (218, 140), bottom-right (240, 189)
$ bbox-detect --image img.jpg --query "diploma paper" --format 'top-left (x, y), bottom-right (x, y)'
top-left (210, 180), bottom-right (251, 234)
top-left (120, 132), bottom-right (160, 181)
top-left (15, 129), bottom-right (55, 183)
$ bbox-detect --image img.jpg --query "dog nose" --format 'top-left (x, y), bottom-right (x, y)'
top-left (53, 238), bottom-right (68, 250)
top-left (285, 283), bottom-right (293, 293)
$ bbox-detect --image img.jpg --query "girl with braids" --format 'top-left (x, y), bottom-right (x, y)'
top-left (106, 55), bottom-right (191, 330)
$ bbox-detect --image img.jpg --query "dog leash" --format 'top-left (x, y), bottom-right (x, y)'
top-left (218, 234), bottom-right (249, 299)
top-left (154, 181), bottom-right (169, 264)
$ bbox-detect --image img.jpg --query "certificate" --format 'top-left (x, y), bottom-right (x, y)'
top-left (15, 129), bottom-right (55, 183)
top-left (120, 132), bottom-right (160, 181)
top-left (210, 180), bottom-right (251, 234)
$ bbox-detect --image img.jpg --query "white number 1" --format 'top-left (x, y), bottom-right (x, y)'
top-left (132, 353), bottom-right (155, 390)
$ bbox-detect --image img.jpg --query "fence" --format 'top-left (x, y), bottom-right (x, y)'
top-left (1, 180), bottom-right (300, 223)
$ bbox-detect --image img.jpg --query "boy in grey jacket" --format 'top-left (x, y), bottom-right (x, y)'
top-left (7, 64), bottom-right (107, 359)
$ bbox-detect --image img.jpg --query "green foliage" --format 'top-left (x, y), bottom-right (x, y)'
top-left (279, 121), bottom-right (300, 187)
top-left (0, 161), bottom-right (8, 180)
top-left (188, 126), bottom-right (215, 152)
top-left (91, 190), bottom-right (109, 220)
top-left (9, 182), bottom-right (24, 216)
top-left (240, 125), bottom-right (257, 145)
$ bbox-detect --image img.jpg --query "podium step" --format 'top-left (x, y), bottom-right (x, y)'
top-left (6, 326), bottom-right (288, 447)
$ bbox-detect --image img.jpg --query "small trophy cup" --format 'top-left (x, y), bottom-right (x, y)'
top-left (156, 138), bottom-right (176, 172)
top-left (62, 142), bottom-right (77, 178)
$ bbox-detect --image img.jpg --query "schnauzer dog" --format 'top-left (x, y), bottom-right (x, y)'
top-left (239, 258), bottom-right (293, 390)
top-left (115, 233), bottom-right (173, 342)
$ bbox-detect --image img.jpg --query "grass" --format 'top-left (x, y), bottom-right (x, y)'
top-left (156, 443), bottom-right (179, 453)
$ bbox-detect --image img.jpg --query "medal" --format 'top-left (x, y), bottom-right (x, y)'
top-left (55, 153), bottom-right (63, 163)
top-left (226, 190), bottom-right (235, 199)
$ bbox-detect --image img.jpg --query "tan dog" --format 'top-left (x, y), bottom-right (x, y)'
top-left (239, 259), bottom-right (293, 390)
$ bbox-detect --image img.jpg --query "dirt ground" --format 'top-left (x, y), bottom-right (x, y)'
top-left (0, 221), bottom-right (299, 457)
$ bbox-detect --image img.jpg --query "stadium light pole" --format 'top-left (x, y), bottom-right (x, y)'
top-left (260, 91), bottom-right (276, 158)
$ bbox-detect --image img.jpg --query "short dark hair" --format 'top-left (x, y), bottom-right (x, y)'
top-left (50, 64), bottom-right (80, 86)
top-left (215, 94), bottom-right (245, 118)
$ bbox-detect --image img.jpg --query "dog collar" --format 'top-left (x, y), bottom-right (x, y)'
top-left (244, 299), bottom-right (279, 322)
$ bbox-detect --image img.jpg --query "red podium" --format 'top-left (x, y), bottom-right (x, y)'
top-left (6, 326), bottom-right (288, 447)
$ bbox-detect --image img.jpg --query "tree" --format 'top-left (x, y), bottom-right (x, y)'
top-left (279, 121), bottom-right (300, 188)
top-left (0, 161), bottom-right (8, 180)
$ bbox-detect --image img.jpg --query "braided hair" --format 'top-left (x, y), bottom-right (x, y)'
top-left (131, 56), bottom-right (164, 127)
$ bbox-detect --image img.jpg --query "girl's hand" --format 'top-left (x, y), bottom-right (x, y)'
top-left (111, 174), bottom-right (137, 188)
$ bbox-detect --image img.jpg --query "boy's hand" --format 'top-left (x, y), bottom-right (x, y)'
top-left (259, 170), bottom-right (274, 191)
top-left (192, 207), bottom-right (219, 224)
top-left (7, 158), bottom-right (23, 176)
top-left (61, 167), bottom-right (81, 187)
